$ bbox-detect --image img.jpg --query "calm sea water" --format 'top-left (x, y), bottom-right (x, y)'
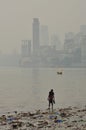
top-left (0, 67), bottom-right (86, 113)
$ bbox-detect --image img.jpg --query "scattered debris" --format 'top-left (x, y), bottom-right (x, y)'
top-left (0, 106), bottom-right (86, 130)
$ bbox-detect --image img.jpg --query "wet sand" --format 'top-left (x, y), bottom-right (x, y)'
top-left (0, 105), bottom-right (86, 130)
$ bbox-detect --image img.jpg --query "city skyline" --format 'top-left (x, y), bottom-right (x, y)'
top-left (0, 17), bottom-right (86, 67)
top-left (0, 0), bottom-right (86, 54)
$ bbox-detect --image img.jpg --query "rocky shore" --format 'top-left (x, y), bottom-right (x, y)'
top-left (0, 106), bottom-right (86, 130)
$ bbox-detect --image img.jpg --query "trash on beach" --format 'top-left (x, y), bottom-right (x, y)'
top-left (0, 106), bottom-right (86, 130)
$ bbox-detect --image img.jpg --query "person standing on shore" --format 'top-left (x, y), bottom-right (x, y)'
top-left (48, 89), bottom-right (55, 112)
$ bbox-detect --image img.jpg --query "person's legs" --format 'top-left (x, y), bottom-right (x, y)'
top-left (52, 102), bottom-right (53, 112)
top-left (49, 101), bottom-right (50, 108)
top-left (48, 101), bottom-right (51, 112)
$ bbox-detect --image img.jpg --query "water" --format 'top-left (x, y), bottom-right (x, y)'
top-left (0, 67), bottom-right (86, 113)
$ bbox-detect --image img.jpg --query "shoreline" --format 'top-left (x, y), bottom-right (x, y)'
top-left (0, 105), bottom-right (86, 130)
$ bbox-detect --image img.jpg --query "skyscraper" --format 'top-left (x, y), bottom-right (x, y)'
top-left (81, 35), bottom-right (86, 65)
top-left (80, 25), bottom-right (86, 35)
top-left (51, 34), bottom-right (61, 50)
top-left (64, 32), bottom-right (75, 53)
top-left (32, 18), bottom-right (40, 54)
top-left (21, 40), bottom-right (31, 57)
top-left (40, 25), bottom-right (49, 46)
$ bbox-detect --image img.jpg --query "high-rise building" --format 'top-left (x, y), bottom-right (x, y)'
top-left (21, 40), bottom-right (31, 57)
top-left (51, 34), bottom-right (61, 50)
top-left (80, 25), bottom-right (86, 35)
top-left (81, 35), bottom-right (86, 65)
top-left (32, 18), bottom-right (40, 54)
top-left (27, 40), bottom-right (31, 56)
top-left (40, 25), bottom-right (49, 46)
top-left (64, 32), bottom-right (75, 53)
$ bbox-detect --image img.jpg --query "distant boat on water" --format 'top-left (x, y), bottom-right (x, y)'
top-left (57, 71), bottom-right (62, 75)
top-left (57, 68), bottom-right (63, 75)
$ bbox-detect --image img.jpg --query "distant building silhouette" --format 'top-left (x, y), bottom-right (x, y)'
top-left (80, 25), bottom-right (86, 35)
top-left (40, 25), bottom-right (49, 46)
top-left (51, 34), bottom-right (61, 50)
top-left (21, 40), bottom-right (31, 57)
top-left (32, 18), bottom-right (40, 55)
top-left (81, 35), bottom-right (86, 65)
top-left (64, 32), bottom-right (75, 53)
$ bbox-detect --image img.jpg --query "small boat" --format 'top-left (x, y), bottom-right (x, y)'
top-left (57, 68), bottom-right (63, 75)
top-left (57, 71), bottom-right (62, 75)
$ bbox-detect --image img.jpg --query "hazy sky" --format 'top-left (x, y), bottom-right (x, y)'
top-left (0, 0), bottom-right (86, 54)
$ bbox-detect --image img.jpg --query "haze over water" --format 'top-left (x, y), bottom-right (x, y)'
top-left (0, 67), bottom-right (86, 114)
top-left (0, 0), bottom-right (86, 53)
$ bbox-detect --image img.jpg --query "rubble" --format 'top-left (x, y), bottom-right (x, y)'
top-left (0, 106), bottom-right (86, 130)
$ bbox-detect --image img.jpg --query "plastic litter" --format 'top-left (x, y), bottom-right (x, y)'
top-left (0, 106), bottom-right (86, 130)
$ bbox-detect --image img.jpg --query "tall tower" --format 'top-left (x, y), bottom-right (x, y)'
top-left (80, 25), bottom-right (86, 35)
top-left (32, 18), bottom-right (40, 54)
top-left (21, 40), bottom-right (31, 57)
top-left (40, 25), bottom-right (49, 46)
top-left (64, 32), bottom-right (75, 53)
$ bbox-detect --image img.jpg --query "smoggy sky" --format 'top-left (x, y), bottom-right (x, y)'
top-left (0, 0), bottom-right (86, 54)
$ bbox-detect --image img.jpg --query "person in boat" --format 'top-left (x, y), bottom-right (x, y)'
top-left (48, 89), bottom-right (55, 111)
